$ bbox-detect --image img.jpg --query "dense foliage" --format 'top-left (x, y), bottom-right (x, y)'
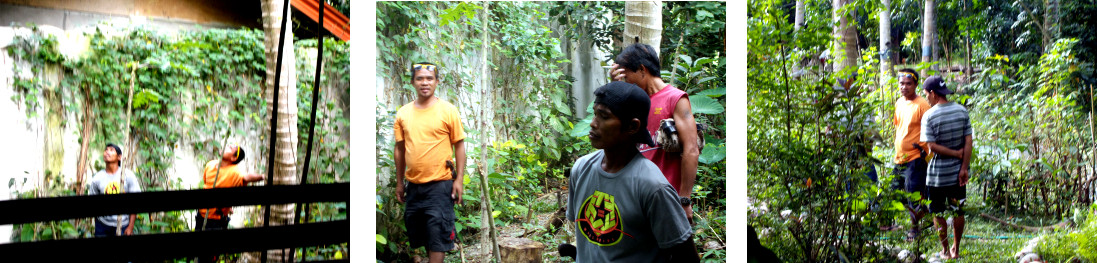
top-left (749, 0), bottom-right (1097, 261)
top-left (377, 1), bottom-right (726, 261)
top-left (7, 24), bottom-right (349, 260)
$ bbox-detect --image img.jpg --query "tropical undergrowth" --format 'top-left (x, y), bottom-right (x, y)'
top-left (7, 23), bottom-right (350, 261)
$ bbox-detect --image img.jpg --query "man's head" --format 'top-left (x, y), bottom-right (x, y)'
top-left (222, 144), bottom-right (246, 165)
top-left (410, 62), bottom-right (439, 99)
top-left (614, 43), bottom-right (662, 86)
top-left (922, 76), bottom-right (952, 105)
top-left (897, 68), bottom-right (919, 100)
top-left (589, 81), bottom-right (656, 150)
top-left (104, 143), bottom-right (122, 165)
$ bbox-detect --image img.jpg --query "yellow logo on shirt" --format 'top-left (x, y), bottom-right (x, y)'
top-left (654, 107), bottom-right (663, 115)
top-left (105, 181), bottom-right (123, 194)
top-left (577, 191), bottom-right (632, 246)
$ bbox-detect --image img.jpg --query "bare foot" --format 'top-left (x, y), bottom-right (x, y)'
top-left (938, 250), bottom-right (953, 260)
top-left (950, 244), bottom-right (960, 259)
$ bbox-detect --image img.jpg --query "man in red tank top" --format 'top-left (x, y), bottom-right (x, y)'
top-left (610, 43), bottom-right (701, 220)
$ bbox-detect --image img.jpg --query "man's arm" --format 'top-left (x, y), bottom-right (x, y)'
top-left (926, 141), bottom-right (963, 159)
top-left (452, 140), bottom-right (466, 204)
top-left (673, 97), bottom-right (699, 220)
top-left (959, 135), bottom-right (973, 186)
top-left (395, 141), bottom-right (406, 203)
top-left (125, 214), bottom-right (136, 235)
top-left (243, 173), bottom-right (266, 183)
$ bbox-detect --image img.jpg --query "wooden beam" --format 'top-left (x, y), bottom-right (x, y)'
top-left (0, 183), bottom-right (349, 225)
top-left (0, 220), bottom-right (349, 262)
top-left (291, 0), bottom-right (350, 41)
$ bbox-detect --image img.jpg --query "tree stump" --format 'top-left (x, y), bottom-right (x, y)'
top-left (499, 237), bottom-right (545, 263)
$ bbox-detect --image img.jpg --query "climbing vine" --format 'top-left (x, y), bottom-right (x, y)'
top-left (7, 25), bottom-right (351, 260)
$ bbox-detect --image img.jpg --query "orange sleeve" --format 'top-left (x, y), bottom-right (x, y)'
top-left (231, 166), bottom-right (246, 187)
top-left (449, 106), bottom-right (466, 143)
top-left (394, 112), bottom-right (405, 142)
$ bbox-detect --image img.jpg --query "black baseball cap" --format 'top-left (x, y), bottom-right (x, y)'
top-left (923, 76), bottom-right (952, 95)
top-left (593, 81), bottom-right (656, 147)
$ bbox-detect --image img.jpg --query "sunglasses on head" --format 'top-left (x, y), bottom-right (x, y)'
top-left (412, 63), bottom-right (437, 72)
top-left (898, 72), bottom-right (916, 80)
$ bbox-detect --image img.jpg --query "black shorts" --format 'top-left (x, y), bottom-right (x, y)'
top-left (405, 180), bottom-right (457, 252)
top-left (891, 158), bottom-right (928, 195)
top-left (927, 185), bottom-right (967, 215)
top-left (194, 214), bottom-right (230, 231)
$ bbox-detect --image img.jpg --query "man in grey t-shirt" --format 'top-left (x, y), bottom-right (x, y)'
top-left (919, 76), bottom-right (973, 260)
top-left (87, 143), bottom-right (142, 237)
top-left (565, 81), bottom-right (698, 262)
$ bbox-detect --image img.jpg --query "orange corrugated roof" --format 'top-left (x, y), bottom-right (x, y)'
top-left (291, 0), bottom-right (350, 41)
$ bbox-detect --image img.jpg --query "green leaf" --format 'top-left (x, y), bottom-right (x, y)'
top-left (698, 144), bottom-right (725, 164)
top-left (677, 54), bottom-right (693, 67)
top-left (696, 76), bottom-right (720, 85)
top-left (696, 10), bottom-right (714, 20)
top-left (376, 234), bottom-right (388, 245)
top-left (694, 88), bottom-right (725, 98)
top-left (891, 201), bottom-right (905, 212)
top-left (132, 89), bottom-right (161, 108)
top-left (21, 225), bottom-right (34, 242)
top-left (694, 58), bottom-right (716, 67)
top-left (569, 114), bottom-right (593, 137)
top-left (689, 95), bottom-right (724, 114)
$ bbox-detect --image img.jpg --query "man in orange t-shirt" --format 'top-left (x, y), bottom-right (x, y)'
top-left (195, 144), bottom-right (265, 232)
top-left (892, 68), bottom-right (933, 239)
top-left (394, 62), bottom-right (466, 263)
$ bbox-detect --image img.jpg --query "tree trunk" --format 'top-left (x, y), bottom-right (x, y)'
top-left (260, 0), bottom-right (299, 261)
top-left (623, 1), bottom-right (663, 55)
top-left (963, 0), bottom-right (974, 78)
top-left (1043, 0), bottom-right (1060, 50)
top-left (795, 0), bottom-right (806, 31)
top-left (879, 0), bottom-right (892, 86)
top-left (922, 0), bottom-right (936, 77)
top-left (499, 237), bottom-right (545, 263)
top-left (43, 66), bottom-right (64, 197)
top-left (833, 0), bottom-right (859, 74)
top-left (478, 3), bottom-right (502, 262)
top-left (75, 87), bottom-right (94, 194)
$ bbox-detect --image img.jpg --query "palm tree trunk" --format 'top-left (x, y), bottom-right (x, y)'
top-left (259, 0), bottom-right (298, 261)
top-left (833, 0), bottom-right (859, 74)
top-left (795, 0), bottom-right (805, 31)
top-left (623, 1), bottom-right (663, 54)
top-left (922, 0), bottom-right (936, 76)
top-left (879, 0), bottom-right (892, 85)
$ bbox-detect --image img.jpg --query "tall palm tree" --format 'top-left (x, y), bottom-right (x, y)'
top-left (880, 0), bottom-right (892, 84)
top-left (624, 1), bottom-right (662, 53)
top-left (259, 0), bottom-right (298, 261)
top-left (795, 0), bottom-right (805, 31)
top-left (922, 0), bottom-right (936, 76)
top-left (833, 0), bottom-right (859, 74)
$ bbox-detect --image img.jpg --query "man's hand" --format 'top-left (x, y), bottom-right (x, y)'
top-left (451, 182), bottom-right (464, 205)
top-left (959, 168), bottom-right (969, 186)
top-left (395, 183), bottom-right (406, 203)
top-left (609, 63), bottom-right (626, 81)
top-left (125, 215), bottom-right (136, 235)
top-left (682, 204), bottom-right (694, 223)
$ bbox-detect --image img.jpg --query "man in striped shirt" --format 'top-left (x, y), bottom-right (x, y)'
top-left (919, 76), bottom-right (973, 260)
